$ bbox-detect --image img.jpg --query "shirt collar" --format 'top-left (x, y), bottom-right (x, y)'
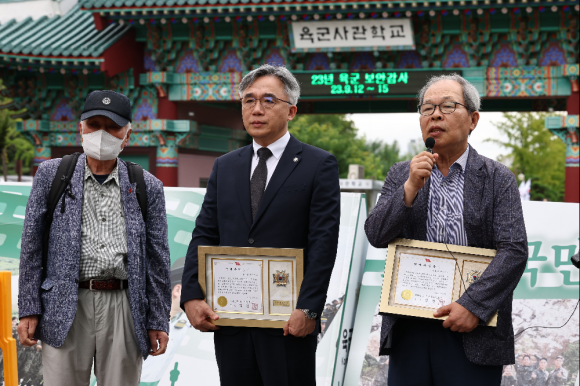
top-left (434, 145), bottom-right (470, 174)
top-left (252, 131), bottom-right (291, 161)
top-left (84, 159), bottom-right (120, 186)
top-left (455, 145), bottom-right (470, 173)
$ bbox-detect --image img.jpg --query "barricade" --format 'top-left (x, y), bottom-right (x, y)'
top-left (0, 271), bottom-right (18, 386)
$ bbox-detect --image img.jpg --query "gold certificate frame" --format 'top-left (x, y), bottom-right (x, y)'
top-left (199, 246), bottom-right (304, 328)
top-left (379, 239), bottom-right (498, 327)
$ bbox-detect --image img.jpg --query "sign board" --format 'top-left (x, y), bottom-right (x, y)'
top-left (290, 19), bottom-right (414, 52)
top-left (295, 70), bottom-right (463, 98)
top-left (1, 184), bottom-right (367, 386)
top-left (344, 201), bottom-right (580, 385)
top-left (316, 193), bottom-right (368, 386)
top-left (340, 179), bottom-right (374, 190)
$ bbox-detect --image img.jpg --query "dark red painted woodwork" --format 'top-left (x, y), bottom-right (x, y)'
top-left (567, 92), bottom-right (579, 115)
top-left (100, 29), bottom-right (144, 78)
top-left (564, 91), bottom-right (579, 203)
top-left (565, 167), bottom-right (579, 203)
top-left (156, 167), bottom-right (178, 187)
top-left (93, 13), bottom-right (108, 31)
top-left (158, 96), bottom-right (178, 120)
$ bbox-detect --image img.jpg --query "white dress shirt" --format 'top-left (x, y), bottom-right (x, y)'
top-left (250, 131), bottom-right (291, 188)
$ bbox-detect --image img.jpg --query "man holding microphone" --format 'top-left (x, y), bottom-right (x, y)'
top-left (365, 74), bottom-right (528, 385)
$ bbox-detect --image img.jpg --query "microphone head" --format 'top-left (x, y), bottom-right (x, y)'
top-left (425, 137), bottom-right (435, 150)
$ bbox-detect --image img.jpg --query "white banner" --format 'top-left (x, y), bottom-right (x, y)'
top-left (345, 201), bottom-right (580, 386)
top-left (290, 19), bottom-right (414, 51)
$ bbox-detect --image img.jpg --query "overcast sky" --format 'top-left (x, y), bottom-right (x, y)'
top-left (350, 112), bottom-right (510, 162)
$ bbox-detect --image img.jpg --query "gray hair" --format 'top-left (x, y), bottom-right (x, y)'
top-left (417, 73), bottom-right (481, 113)
top-left (238, 64), bottom-right (301, 105)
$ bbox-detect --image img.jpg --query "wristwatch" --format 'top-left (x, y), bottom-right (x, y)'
top-left (299, 309), bottom-right (317, 320)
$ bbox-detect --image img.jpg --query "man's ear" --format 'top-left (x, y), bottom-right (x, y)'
top-left (470, 111), bottom-right (480, 131)
top-left (287, 105), bottom-right (298, 122)
top-left (123, 127), bottom-right (132, 148)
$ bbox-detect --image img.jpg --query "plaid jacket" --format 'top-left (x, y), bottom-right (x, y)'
top-left (18, 153), bottom-right (171, 359)
top-left (365, 146), bottom-right (528, 366)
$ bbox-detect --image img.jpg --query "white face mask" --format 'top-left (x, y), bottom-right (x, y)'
top-left (82, 128), bottom-right (128, 161)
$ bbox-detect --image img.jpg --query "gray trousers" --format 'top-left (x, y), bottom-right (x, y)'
top-left (42, 288), bottom-right (143, 386)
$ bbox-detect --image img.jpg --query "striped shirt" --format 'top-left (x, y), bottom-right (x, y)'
top-left (426, 146), bottom-right (470, 247)
top-left (79, 160), bottom-right (128, 281)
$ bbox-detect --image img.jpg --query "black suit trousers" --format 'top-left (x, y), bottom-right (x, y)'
top-left (388, 318), bottom-right (502, 386)
top-left (214, 327), bottom-right (317, 386)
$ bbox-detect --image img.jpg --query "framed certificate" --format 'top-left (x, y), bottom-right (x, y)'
top-left (198, 246), bottom-right (303, 328)
top-left (379, 239), bottom-right (498, 327)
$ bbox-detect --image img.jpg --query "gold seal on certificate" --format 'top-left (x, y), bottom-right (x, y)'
top-left (379, 239), bottom-right (499, 327)
top-left (198, 246), bottom-right (304, 328)
top-left (401, 290), bottom-right (413, 300)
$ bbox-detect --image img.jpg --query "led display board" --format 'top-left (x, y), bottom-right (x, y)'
top-left (295, 70), bottom-right (462, 97)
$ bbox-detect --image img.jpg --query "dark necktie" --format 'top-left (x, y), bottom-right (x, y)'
top-left (251, 147), bottom-right (273, 220)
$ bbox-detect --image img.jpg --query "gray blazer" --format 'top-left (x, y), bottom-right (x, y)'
top-left (18, 154), bottom-right (171, 359)
top-left (365, 146), bottom-right (528, 366)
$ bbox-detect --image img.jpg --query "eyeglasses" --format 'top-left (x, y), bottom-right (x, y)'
top-left (241, 95), bottom-right (292, 110)
top-left (418, 101), bottom-right (469, 116)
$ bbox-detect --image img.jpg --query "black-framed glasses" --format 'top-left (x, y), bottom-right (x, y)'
top-left (241, 95), bottom-right (292, 110)
top-left (418, 101), bottom-right (469, 116)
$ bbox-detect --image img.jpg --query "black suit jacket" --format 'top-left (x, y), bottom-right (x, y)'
top-left (181, 135), bottom-right (341, 324)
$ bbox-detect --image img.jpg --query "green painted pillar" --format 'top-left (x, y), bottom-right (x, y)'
top-left (545, 115), bottom-right (579, 203)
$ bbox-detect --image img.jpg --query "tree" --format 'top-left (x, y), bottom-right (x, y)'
top-left (401, 138), bottom-right (426, 161)
top-left (0, 109), bottom-right (10, 181)
top-left (288, 114), bottom-right (387, 180)
top-left (0, 79), bottom-right (33, 179)
top-left (365, 139), bottom-right (404, 179)
top-left (5, 122), bottom-right (34, 176)
top-left (488, 113), bottom-right (566, 202)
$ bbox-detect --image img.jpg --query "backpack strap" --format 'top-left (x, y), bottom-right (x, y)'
top-left (42, 152), bottom-right (81, 274)
top-left (124, 160), bottom-right (148, 223)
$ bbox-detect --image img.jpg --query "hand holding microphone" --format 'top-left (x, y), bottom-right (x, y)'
top-left (403, 137), bottom-right (438, 207)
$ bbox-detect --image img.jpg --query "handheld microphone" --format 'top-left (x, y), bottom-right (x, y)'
top-left (425, 137), bottom-right (435, 154)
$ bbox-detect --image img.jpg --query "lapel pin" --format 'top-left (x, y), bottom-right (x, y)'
top-left (293, 157), bottom-right (299, 163)
top-left (129, 188), bottom-right (133, 193)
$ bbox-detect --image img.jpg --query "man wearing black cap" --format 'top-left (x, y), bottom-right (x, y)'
top-left (17, 90), bottom-right (172, 385)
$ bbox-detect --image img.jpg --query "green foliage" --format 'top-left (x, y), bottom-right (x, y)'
top-left (401, 138), bottom-right (426, 161)
top-left (289, 114), bottom-right (401, 180)
top-left (488, 112), bottom-right (566, 202)
top-left (289, 114), bottom-right (383, 179)
top-left (365, 139), bottom-right (404, 179)
top-left (0, 80), bottom-right (33, 176)
top-left (0, 109), bottom-right (9, 153)
top-left (0, 109), bottom-right (10, 179)
top-left (5, 122), bottom-right (34, 174)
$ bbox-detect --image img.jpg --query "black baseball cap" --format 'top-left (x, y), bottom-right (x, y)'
top-left (81, 90), bottom-right (132, 127)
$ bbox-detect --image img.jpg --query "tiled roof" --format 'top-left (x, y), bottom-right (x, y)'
top-left (82, 0), bottom-right (356, 10)
top-left (0, 5), bottom-right (131, 58)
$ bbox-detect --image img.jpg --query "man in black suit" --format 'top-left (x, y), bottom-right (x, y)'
top-left (181, 64), bottom-right (341, 386)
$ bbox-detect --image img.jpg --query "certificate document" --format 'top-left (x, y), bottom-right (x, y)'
top-left (393, 254), bottom-right (456, 309)
top-left (379, 238), bottom-right (498, 326)
top-left (199, 246), bottom-right (303, 328)
top-left (212, 259), bottom-right (264, 314)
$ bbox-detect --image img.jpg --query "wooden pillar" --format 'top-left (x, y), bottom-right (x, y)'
top-left (546, 114), bottom-right (579, 203)
top-left (156, 96), bottom-right (179, 187)
top-left (565, 92), bottom-right (579, 203)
